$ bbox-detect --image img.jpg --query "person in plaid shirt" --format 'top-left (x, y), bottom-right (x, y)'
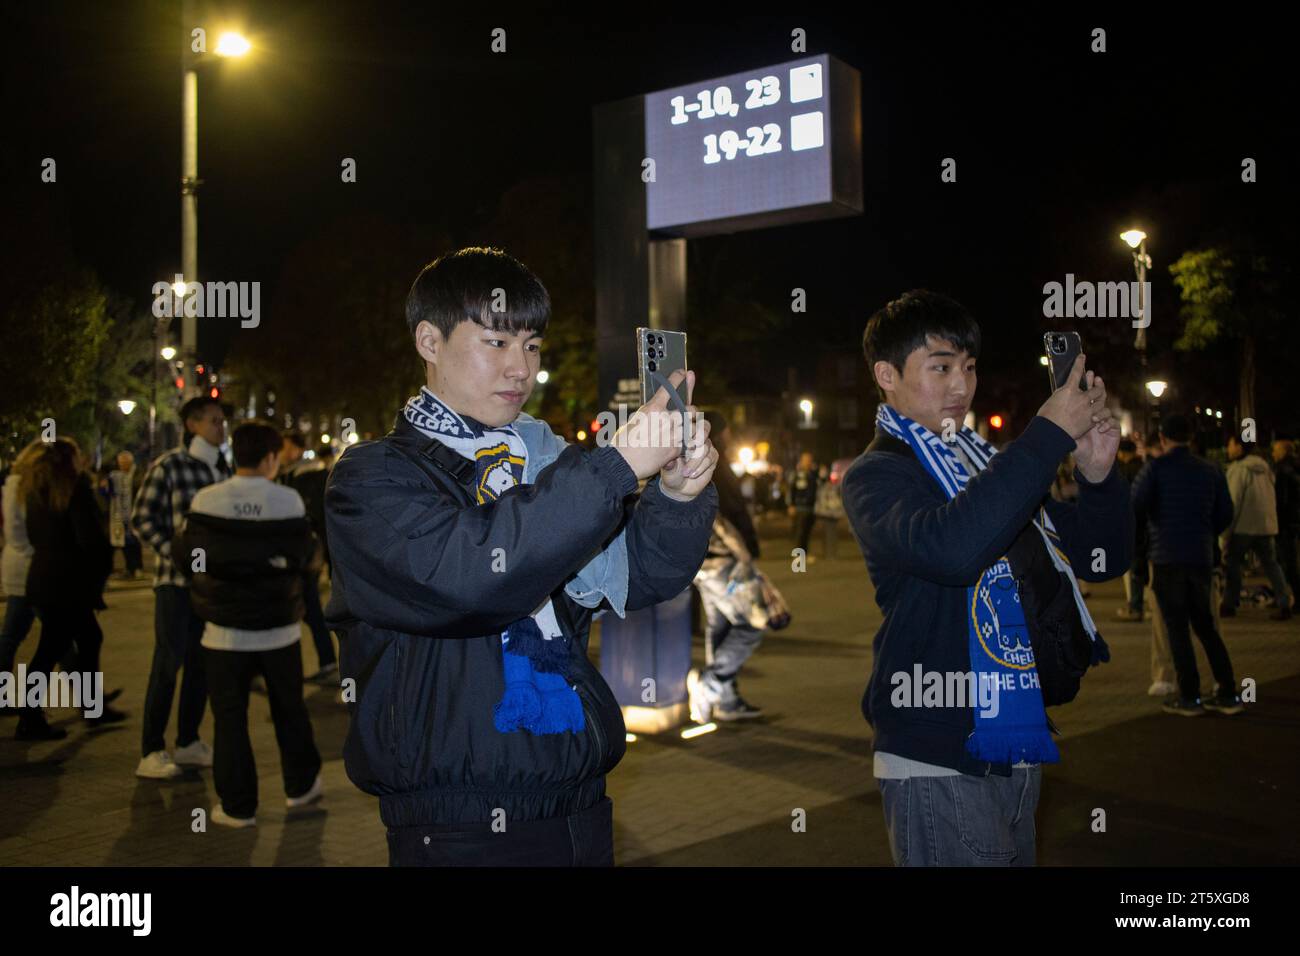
top-left (131, 396), bottom-right (232, 779)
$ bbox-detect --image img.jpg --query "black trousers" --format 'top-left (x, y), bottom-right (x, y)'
top-left (300, 571), bottom-right (335, 668)
top-left (204, 641), bottom-right (321, 818)
top-left (1152, 564), bottom-right (1236, 701)
top-left (794, 510), bottom-right (816, 554)
top-left (20, 602), bottom-right (102, 725)
top-left (386, 796), bottom-right (614, 867)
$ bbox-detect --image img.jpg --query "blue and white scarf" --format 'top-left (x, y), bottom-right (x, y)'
top-left (876, 404), bottom-right (1104, 765)
top-left (403, 386), bottom-right (584, 736)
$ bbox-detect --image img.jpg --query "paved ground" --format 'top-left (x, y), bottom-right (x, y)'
top-left (2, 517), bottom-right (1297, 866)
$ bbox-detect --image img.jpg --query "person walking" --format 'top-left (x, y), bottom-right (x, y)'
top-left (2, 442), bottom-right (44, 697)
top-left (688, 410), bottom-right (766, 722)
top-left (108, 451), bottom-right (144, 579)
top-left (1132, 415), bottom-right (1244, 715)
top-left (1222, 436), bottom-right (1292, 621)
top-left (17, 438), bottom-right (127, 739)
top-left (787, 451), bottom-right (820, 561)
top-left (1270, 437), bottom-right (1300, 602)
top-left (1115, 440), bottom-right (1147, 622)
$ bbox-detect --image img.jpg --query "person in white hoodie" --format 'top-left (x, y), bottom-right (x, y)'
top-left (2, 443), bottom-right (43, 699)
top-left (176, 420), bottom-right (323, 827)
top-left (1223, 436), bottom-right (1292, 621)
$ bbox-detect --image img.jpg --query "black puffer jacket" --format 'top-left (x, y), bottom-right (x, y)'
top-left (176, 513), bottom-right (318, 630)
top-left (324, 412), bottom-right (716, 828)
top-left (25, 474), bottom-right (113, 611)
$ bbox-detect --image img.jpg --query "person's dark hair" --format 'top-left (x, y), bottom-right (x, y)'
top-left (862, 290), bottom-right (981, 399)
top-left (1118, 439), bottom-right (1136, 454)
top-left (1228, 435), bottom-right (1257, 454)
top-left (231, 420), bottom-right (283, 469)
top-left (179, 396), bottom-right (222, 437)
top-left (281, 430), bottom-right (306, 450)
top-left (1158, 413), bottom-right (1190, 444)
top-left (405, 247), bottom-right (550, 346)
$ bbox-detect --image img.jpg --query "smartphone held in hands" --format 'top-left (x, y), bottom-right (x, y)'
top-left (1043, 332), bottom-right (1087, 392)
top-left (637, 328), bottom-right (689, 406)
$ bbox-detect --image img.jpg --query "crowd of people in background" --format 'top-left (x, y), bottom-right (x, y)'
top-left (0, 396), bottom-right (339, 826)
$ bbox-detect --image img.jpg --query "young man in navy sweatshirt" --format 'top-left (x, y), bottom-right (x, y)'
top-left (842, 290), bottom-right (1132, 866)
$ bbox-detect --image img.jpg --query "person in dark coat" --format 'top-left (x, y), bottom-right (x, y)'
top-left (16, 438), bottom-right (126, 739)
top-left (324, 247), bottom-right (719, 866)
top-left (1132, 414), bottom-right (1243, 714)
top-left (843, 290), bottom-right (1130, 866)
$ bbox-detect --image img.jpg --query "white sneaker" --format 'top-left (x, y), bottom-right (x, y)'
top-left (173, 739), bottom-right (214, 767)
top-left (136, 750), bottom-right (183, 779)
top-left (211, 806), bottom-right (256, 828)
top-left (1147, 681), bottom-right (1177, 697)
top-left (286, 774), bottom-right (324, 809)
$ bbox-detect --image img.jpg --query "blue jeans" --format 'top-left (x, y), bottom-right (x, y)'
top-left (877, 767), bottom-right (1041, 866)
top-left (141, 585), bottom-right (208, 756)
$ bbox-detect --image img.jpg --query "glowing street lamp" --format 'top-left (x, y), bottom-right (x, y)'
top-left (117, 400), bottom-right (138, 415)
top-left (215, 32), bottom-right (251, 57)
top-left (798, 398), bottom-right (814, 428)
top-left (1145, 380), bottom-right (1168, 400)
top-left (160, 345), bottom-right (177, 361)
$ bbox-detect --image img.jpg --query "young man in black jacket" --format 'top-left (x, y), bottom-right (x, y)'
top-left (324, 247), bottom-right (719, 866)
top-left (178, 421), bottom-right (323, 827)
top-left (842, 290), bottom-right (1131, 866)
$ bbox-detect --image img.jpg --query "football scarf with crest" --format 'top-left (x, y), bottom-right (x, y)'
top-left (403, 386), bottom-right (584, 735)
top-left (876, 404), bottom-right (1103, 765)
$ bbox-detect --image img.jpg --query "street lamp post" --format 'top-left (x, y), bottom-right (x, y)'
top-left (179, 3), bottom-right (249, 398)
top-left (1121, 229), bottom-right (1152, 436)
top-left (1145, 379), bottom-right (1168, 443)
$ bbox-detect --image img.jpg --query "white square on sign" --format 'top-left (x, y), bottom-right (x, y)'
top-left (790, 111), bottom-right (824, 151)
top-left (789, 64), bottom-right (823, 103)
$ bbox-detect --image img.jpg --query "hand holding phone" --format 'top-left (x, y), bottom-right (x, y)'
top-left (1036, 353), bottom-right (1111, 440)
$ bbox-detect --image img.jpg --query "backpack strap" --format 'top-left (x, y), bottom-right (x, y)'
top-left (419, 438), bottom-right (476, 488)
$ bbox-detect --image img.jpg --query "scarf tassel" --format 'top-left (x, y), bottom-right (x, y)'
top-left (493, 650), bottom-right (542, 732)
top-left (505, 617), bottom-right (572, 675)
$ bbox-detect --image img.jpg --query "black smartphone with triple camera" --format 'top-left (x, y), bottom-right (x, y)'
top-left (1043, 332), bottom-right (1087, 392)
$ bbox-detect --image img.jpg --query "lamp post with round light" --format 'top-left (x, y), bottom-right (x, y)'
top-left (179, 2), bottom-right (251, 398)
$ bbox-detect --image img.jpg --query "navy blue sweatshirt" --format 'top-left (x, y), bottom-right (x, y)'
top-left (1130, 446), bottom-right (1232, 566)
top-left (842, 417), bottom-right (1132, 775)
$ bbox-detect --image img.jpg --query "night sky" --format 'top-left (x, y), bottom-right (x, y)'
top-left (5, 2), bottom-right (1297, 430)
